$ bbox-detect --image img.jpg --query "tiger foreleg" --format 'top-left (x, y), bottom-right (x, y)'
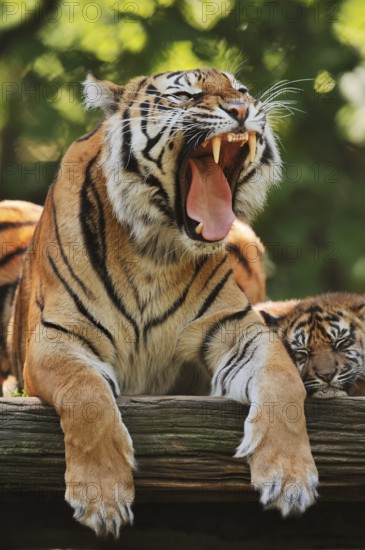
top-left (24, 346), bottom-right (135, 537)
top-left (181, 308), bottom-right (318, 515)
top-left (213, 316), bottom-right (318, 514)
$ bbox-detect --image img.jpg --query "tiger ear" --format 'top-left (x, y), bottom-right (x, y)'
top-left (83, 72), bottom-right (124, 115)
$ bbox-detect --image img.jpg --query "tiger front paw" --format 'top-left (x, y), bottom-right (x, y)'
top-left (235, 408), bottom-right (318, 516)
top-left (65, 441), bottom-right (135, 538)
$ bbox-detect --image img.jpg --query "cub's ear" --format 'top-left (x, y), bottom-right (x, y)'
top-left (259, 310), bottom-right (285, 329)
top-left (83, 72), bottom-right (124, 115)
top-left (352, 301), bottom-right (365, 321)
top-left (254, 299), bottom-right (299, 329)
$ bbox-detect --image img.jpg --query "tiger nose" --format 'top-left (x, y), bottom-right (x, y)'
top-left (226, 101), bottom-right (249, 120)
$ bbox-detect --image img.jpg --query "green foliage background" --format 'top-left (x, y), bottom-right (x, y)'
top-left (1, 0), bottom-right (365, 299)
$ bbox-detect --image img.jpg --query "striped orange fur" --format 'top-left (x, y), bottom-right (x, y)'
top-left (0, 201), bottom-right (42, 389)
top-left (4, 69), bottom-right (317, 536)
top-left (255, 293), bottom-right (365, 398)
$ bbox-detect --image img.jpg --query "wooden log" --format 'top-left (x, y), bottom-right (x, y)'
top-left (0, 396), bottom-right (365, 502)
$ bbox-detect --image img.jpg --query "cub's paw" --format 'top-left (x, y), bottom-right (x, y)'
top-left (65, 454), bottom-right (135, 538)
top-left (235, 417), bottom-right (318, 516)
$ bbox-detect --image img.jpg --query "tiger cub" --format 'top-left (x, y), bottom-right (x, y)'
top-left (6, 68), bottom-right (317, 536)
top-left (0, 201), bottom-right (42, 393)
top-left (255, 293), bottom-right (365, 398)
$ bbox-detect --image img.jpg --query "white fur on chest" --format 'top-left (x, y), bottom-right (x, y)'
top-left (114, 320), bottom-right (185, 395)
top-left (110, 266), bottom-right (198, 394)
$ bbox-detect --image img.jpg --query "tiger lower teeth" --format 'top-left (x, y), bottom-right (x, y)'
top-left (195, 222), bottom-right (203, 235)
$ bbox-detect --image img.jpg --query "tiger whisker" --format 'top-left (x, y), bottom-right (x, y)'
top-left (259, 79), bottom-right (293, 98)
top-left (259, 78), bottom-right (312, 101)
top-left (226, 50), bottom-right (245, 76)
top-left (264, 102), bottom-right (304, 114)
top-left (261, 88), bottom-right (304, 104)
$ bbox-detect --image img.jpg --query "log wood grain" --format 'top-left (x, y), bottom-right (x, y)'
top-left (0, 396), bottom-right (364, 502)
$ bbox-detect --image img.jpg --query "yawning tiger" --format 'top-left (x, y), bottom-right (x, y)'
top-left (4, 68), bottom-right (317, 536)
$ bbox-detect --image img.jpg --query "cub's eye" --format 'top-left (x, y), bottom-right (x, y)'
top-left (334, 339), bottom-right (350, 351)
top-left (238, 87), bottom-right (248, 94)
top-left (293, 349), bottom-right (309, 361)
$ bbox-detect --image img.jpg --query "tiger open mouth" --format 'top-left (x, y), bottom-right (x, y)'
top-left (179, 131), bottom-right (257, 242)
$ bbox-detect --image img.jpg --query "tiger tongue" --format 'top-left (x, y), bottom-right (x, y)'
top-left (187, 157), bottom-right (235, 241)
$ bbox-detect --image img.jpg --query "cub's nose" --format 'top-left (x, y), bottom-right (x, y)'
top-left (316, 370), bottom-right (337, 383)
top-left (226, 101), bottom-right (249, 120)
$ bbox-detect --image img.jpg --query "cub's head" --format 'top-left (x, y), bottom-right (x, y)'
top-left (84, 68), bottom-right (281, 259)
top-left (256, 294), bottom-right (365, 398)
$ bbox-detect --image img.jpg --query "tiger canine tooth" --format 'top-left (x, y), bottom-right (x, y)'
top-left (212, 136), bottom-right (222, 163)
top-left (248, 132), bottom-right (256, 161)
top-left (195, 222), bottom-right (203, 235)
